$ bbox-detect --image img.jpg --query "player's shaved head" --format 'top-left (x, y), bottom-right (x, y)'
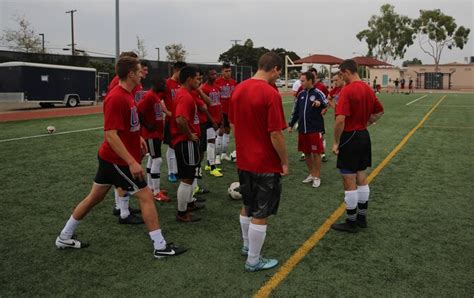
top-left (179, 66), bottom-right (198, 84)
top-left (258, 52), bottom-right (282, 72)
top-left (173, 61), bottom-right (187, 71)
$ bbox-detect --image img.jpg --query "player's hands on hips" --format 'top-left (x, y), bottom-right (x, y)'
top-left (130, 161), bottom-right (145, 181)
top-left (189, 133), bottom-right (198, 142)
top-left (332, 143), bottom-right (339, 155)
top-left (140, 137), bottom-right (148, 156)
top-left (281, 164), bottom-right (289, 176)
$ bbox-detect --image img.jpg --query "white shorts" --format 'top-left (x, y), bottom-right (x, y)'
top-left (206, 127), bottom-right (217, 140)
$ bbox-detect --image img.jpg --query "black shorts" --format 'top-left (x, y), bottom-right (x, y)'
top-left (238, 170), bottom-right (282, 219)
top-left (175, 140), bottom-right (201, 180)
top-left (94, 156), bottom-right (147, 194)
top-left (222, 113), bottom-right (230, 129)
top-left (337, 129), bottom-right (372, 173)
top-left (163, 121), bottom-right (171, 145)
top-left (199, 123), bottom-right (207, 152)
top-left (146, 138), bottom-right (162, 158)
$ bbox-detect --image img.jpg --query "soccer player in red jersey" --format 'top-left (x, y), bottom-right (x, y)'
top-left (137, 76), bottom-right (171, 203)
top-left (331, 59), bottom-right (384, 233)
top-left (229, 52), bottom-right (288, 272)
top-left (201, 69), bottom-right (224, 177)
top-left (55, 56), bottom-right (187, 258)
top-left (171, 66), bottom-right (205, 223)
top-left (215, 63), bottom-right (237, 163)
top-left (327, 73), bottom-right (345, 109)
top-left (163, 62), bottom-right (187, 183)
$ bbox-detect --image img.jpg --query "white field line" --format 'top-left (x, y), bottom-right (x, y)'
top-left (0, 126), bottom-right (103, 143)
top-left (406, 95), bottom-right (428, 106)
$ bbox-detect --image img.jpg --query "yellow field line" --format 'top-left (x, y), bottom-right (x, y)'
top-left (254, 95), bottom-right (447, 298)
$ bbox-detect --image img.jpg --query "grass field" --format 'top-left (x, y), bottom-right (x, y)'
top-left (1, 92), bottom-right (473, 297)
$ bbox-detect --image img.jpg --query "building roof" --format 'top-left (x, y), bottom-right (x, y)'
top-left (351, 56), bottom-right (392, 67)
top-left (293, 54), bottom-right (344, 65)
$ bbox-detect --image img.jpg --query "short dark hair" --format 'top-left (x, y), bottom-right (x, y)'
top-left (173, 61), bottom-right (187, 71)
top-left (150, 75), bottom-right (166, 93)
top-left (222, 62), bottom-right (231, 69)
top-left (258, 52), bottom-right (282, 72)
top-left (119, 51), bottom-right (138, 59)
top-left (302, 71), bottom-right (315, 82)
top-left (116, 56), bottom-right (140, 80)
top-left (140, 60), bottom-right (149, 68)
top-left (308, 67), bottom-right (317, 74)
top-left (339, 59), bottom-right (358, 74)
top-left (179, 66), bottom-right (198, 84)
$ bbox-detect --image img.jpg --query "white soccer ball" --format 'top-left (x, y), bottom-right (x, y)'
top-left (46, 126), bottom-right (56, 134)
top-left (228, 182), bottom-right (242, 200)
top-left (230, 150), bottom-right (237, 162)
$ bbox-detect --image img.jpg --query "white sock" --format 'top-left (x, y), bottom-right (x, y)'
top-left (119, 195), bottom-right (130, 219)
top-left (192, 178), bottom-right (198, 190)
top-left (344, 190), bottom-right (358, 221)
top-left (166, 147), bottom-right (177, 175)
top-left (240, 215), bottom-right (251, 248)
top-left (223, 133), bottom-right (230, 154)
top-left (247, 223), bottom-right (267, 265)
top-left (323, 138), bottom-right (326, 151)
top-left (357, 184), bottom-right (370, 203)
top-left (151, 157), bottom-right (162, 194)
top-left (177, 182), bottom-right (192, 211)
top-left (207, 143), bottom-right (216, 165)
top-left (149, 229), bottom-right (166, 250)
top-left (114, 188), bottom-right (120, 210)
top-left (146, 155), bottom-right (153, 188)
top-left (60, 215), bottom-right (80, 239)
top-left (216, 135), bottom-right (223, 156)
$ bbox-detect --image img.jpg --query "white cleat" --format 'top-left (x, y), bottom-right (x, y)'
top-left (221, 153), bottom-right (232, 161)
top-left (55, 236), bottom-right (89, 249)
top-left (302, 175), bottom-right (314, 183)
top-left (312, 177), bottom-right (321, 188)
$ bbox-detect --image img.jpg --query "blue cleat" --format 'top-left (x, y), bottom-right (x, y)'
top-left (168, 173), bottom-right (177, 183)
top-left (245, 257), bottom-right (279, 272)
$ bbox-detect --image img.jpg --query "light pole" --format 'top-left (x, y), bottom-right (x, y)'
top-left (39, 33), bottom-right (45, 52)
top-left (115, 0), bottom-right (120, 63)
top-left (66, 9), bottom-right (77, 55)
top-left (155, 47), bottom-right (160, 61)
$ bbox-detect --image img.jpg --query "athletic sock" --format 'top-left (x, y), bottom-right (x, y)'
top-left (247, 223), bottom-right (267, 265)
top-left (216, 135), bottom-right (223, 156)
top-left (177, 182), bottom-right (193, 212)
top-left (118, 195), bottom-right (130, 219)
top-left (151, 157), bottom-right (162, 194)
top-left (344, 190), bottom-right (358, 222)
top-left (357, 185), bottom-right (370, 217)
top-left (146, 155), bottom-right (153, 188)
top-left (223, 133), bottom-right (230, 154)
top-left (192, 178), bottom-right (198, 191)
top-left (114, 188), bottom-right (120, 210)
top-left (149, 229), bottom-right (166, 250)
top-left (166, 147), bottom-right (177, 175)
top-left (60, 215), bottom-right (80, 239)
top-left (239, 215), bottom-right (251, 248)
top-left (207, 143), bottom-right (216, 166)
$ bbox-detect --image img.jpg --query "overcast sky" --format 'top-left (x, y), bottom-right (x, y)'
top-left (1, 0), bottom-right (473, 67)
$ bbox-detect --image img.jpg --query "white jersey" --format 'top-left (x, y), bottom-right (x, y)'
top-left (292, 80), bottom-right (302, 92)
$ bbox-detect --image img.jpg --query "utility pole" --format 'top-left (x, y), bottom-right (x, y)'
top-left (66, 9), bottom-right (77, 55)
top-left (155, 47), bottom-right (160, 61)
top-left (39, 33), bottom-right (45, 52)
top-left (115, 0), bottom-right (120, 63)
top-left (230, 39), bottom-right (241, 46)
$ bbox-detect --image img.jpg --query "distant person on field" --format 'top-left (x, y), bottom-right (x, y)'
top-left (393, 78), bottom-right (400, 94)
top-left (409, 78), bottom-right (414, 94)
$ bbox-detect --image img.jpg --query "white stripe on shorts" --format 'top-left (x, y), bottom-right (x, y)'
top-left (113, 164), bottom-right (140, 194)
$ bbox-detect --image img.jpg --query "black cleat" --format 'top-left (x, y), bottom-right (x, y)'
top-left (119, 214), bottom-right (144, 225)
top-left (113, 207), bottom-right (141, 216)
top-left (154, 242), bottom-right (188, 259)
top-left (331, 220), bottom-right (358, 233)
top-left (194, 196), bottom-right (206, 203)
top-left (356, 215), bottom-right (367, 228)
top-left (187, 202), bottom-right (205, 212)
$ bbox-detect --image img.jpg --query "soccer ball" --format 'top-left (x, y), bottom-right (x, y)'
top-left (230, 150), bottom-right (237, 162)
top-left (46, 126), bottom-right (56, 134)
top-left (228, 182), bottom-right (242, 200)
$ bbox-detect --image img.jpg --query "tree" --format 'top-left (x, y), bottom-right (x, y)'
top-left (356, 4), bottom-right (415, 63)
top-left (135, 35), bottom-right (147, 59)
top-left (244, 38), bottom-right (254, 48)
top-left (1, 15), bottom-right (43, 53)
top-left (165, 43), bottom-right (187, 62)
top-left (413, 9), bottom-right (470, 71)
top-left (402, 58), bottom-right (423, 67)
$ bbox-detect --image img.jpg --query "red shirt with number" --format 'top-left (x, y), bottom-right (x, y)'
top-left (137, 90), bottom-right (164, 140)
top-left (99, 85), bottom-right (141, 166)
top-left (192, 90), bottom-right (208, 124)
top-left (200, 82), bottom-right (222, 124)
top-left (336, 81), bottom-right (384, 132)
top-left (171, 87), bottom-right (201, 146)
top-left (229, 79), bottom-right (287, 173)
top-left (164, 78), bottom-right (181, 122)
top-left (215, 77), bottom-right (237, 114)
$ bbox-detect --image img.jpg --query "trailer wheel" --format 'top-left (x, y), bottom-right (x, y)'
top-left (39, 103), bottom-right (54, 108)
top-left (66, 96), bottom-right (79, 107)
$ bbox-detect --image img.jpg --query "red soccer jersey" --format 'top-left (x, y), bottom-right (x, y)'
top-left (215, 77), bottom-right (237, 114)
top-left (192, 90), bottom-right (208, 124)
top-left (336, 81), bottom-right (384, 132)
top-left (164, 78), bottom-right (181, 122)
top-left (99, 85), bottom-right (141, 166)
top-left (137, 90), bottom-right (164, 140)
top-left (229, 79), bottom-right (287, 173)
top-left (171, 87), bottom-right (201, 146)
top-left (315, 82), bottom-right (329, 97)
top-left (200, 82), bottom-right (222, 124)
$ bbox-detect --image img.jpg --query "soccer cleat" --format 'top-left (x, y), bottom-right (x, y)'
top-left (221, 153), bottom-right (232, 161)
top-left (312, 177), bottom-right (321, 188)
top-left (331, 219), bottom-right (358, 233)
top-left (241, 246), bottom-right (249, 256)
top-left (55, 236), bottom-right (89, 249)
top-left (204, 165), bottom-right (211, 171)
top-left (154, 243), bottom-right (188, 259)
top-left (160, 188), bottom-right (168, 195)
top-left (154, 191), bottom-right (171, 203)
top-left (321, 154), bottom-right (328, 162)
top-left (194, 196), bottom-right (206, 203)
top-left (215, 155), bottom-right (222, 165)
top-left (113, 207), bottom-right (141, 216)
top-left (176, 212), bottom-right (202, 222)
top-left (187, 202), bottom-right (205, 212)
top-left (119, 214), bottom-right (145, 225)
top-left (194, 186), bottom-right (210, 195)
top-left (210, 168), bottom-right (224, 177)
top-left (299, 153), bottom-right (306, 161)
top-left (356, 215), bottom-right (367, 228)
top-left (245, 257), bottom-right (279, 272)
top-left (302, 175), bottom-right (314, 183)
top-left (167, 173), bottom-right (177, 183)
